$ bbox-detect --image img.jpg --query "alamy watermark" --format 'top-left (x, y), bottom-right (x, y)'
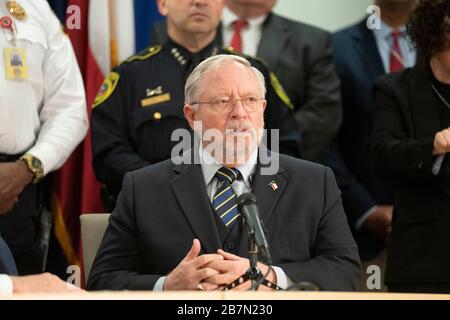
top-left (65, 264), bottom-right (81, 290)
top-left (170, 123), bottom-right (280, 175)
top-left (367, 5), bottom-right (382, 30)
top-left (65, 5), bottom-right (81, 30)
top-left (366, 265), bottom-right (382, 290)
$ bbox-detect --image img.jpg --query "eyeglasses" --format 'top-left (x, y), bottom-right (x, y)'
top-left (191, 96), bottom-right (265, 114)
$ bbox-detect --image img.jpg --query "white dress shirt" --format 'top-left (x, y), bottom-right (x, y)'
top-left (221, 6), bottom-right (267, 57)
top-left (0, 0), bottom-right (88, 174)
top-left (372, 21), bottom-right (416, 73)
top-left (154, 147), bottom-right (295, 291)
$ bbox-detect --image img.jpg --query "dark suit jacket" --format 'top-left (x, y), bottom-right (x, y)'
top-left (87, 153), bottom-right (360, 291)
top-left (371, 66), bottom-right (450, 284)
top-left (255, 13), bottom-right (342, 161)
top-left (322, 19), bottom-right (395, 259)
top-left (150, 14), bottom-right (342, 161)
top-left (0, 235), bottom-right (17, 275)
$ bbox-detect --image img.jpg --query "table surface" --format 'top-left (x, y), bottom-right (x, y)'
top-left (4, 291), bottom-right (450, 300)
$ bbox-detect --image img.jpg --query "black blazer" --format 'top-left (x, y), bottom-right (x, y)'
top-left (0, 235), bottom-right (17, 275)
top-left (87, 153), bottom-right (360, 291)
top-left (371, 66), bottom-right (450, 284)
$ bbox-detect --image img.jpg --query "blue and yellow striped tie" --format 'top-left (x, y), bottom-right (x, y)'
top-left (213, 167), bottom-right (241, 228)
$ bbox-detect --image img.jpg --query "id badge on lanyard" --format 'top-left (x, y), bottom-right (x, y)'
top-left (1, 14), bottom-right (27, 81)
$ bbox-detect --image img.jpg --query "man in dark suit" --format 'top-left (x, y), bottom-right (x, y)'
top-left (87, 54), bottom-right (360, 292)
top-left (325, 0), bottom-right (416, 260)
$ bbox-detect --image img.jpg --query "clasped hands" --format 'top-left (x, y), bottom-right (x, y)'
top-left (163, 239), bottom-right (276, 291)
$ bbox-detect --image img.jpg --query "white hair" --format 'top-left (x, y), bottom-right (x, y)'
top-left (184, 54), bottom-right (266, 105)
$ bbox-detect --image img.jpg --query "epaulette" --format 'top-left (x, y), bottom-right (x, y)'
top-left (222, 46), bottom-right (295, 111)
top-left (123, 45), bottom-right (162, 64)
top-left (269, 72), bottom-right (295, 110)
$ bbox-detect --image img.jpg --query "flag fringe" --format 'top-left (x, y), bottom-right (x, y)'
top-left (51, 192), bottom-right (80, 267)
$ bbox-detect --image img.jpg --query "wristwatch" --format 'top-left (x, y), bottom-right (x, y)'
top-left (20, 154), bottom-right (44, 184)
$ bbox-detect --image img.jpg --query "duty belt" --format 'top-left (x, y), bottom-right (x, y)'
top-left (0, 153), bottom-right (22, 162)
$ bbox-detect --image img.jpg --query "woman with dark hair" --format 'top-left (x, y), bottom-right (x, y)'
top-left (371, 0), bottom-right (450, 293)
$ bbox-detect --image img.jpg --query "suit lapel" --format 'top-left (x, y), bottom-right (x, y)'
top-left (353, 19), bottom-right (385, 79)
top-left (170, 161), bottom-right (222, 253)
top-left (257, 13), bottom-right (289, 68)
top-left (237, 159), bottom-right (287, 257)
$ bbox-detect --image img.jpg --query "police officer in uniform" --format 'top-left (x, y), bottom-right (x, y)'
top-left (91, 0), bottom-right (301, 210)
top-left (0, 0), bottom-right (87, 274)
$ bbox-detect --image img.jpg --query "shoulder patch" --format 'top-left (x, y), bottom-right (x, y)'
top-left (270, 72), bottom-right (295, 110)
top-left (125, 45), bottom-right (162, 63)
top-left (92, 71), bottom-right (120, 109)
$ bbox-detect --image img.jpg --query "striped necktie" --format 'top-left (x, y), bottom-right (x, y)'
top-left (389, 31), bottom-right (405, 72)
top-left (213, 167), bottom-right (241, 228)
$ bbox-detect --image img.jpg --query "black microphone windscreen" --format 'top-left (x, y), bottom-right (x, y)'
top-left (237, 192), bottom-right (256, 206)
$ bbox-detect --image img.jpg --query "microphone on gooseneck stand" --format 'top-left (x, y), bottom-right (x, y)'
top-left (237, 193), bottom-right (272, 265)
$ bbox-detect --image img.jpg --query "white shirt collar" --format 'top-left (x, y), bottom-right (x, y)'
top-left (222, 6), bottom-right (268, 30)
top-left (373, 20), bottom-right (407, 42)
top-left (199, 145), bottom-right (258, 187)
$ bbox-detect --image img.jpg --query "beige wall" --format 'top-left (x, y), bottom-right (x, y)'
top-left (273, 0), bottom-right (373, 32)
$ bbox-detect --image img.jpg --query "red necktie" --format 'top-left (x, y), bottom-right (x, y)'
top-left (389, 31), bottom-right (405, 72)
top-left (230, 20), bottom-right (248, 53)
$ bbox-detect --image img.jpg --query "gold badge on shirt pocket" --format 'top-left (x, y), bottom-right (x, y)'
top-left (5, 47), bottom-right (27, 81)
top-left (6, 1), bottom-right (27, 21)
top-left (141, 86), bottom-right (171, 108)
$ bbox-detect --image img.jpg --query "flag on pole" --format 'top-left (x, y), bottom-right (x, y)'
top-left (134, 0), bottom-right (165, 51)
top-left (48, 0), bottom-right (165, 270)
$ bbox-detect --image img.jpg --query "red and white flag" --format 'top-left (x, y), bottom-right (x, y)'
top-left (51, 0), bottom-right (135, 270)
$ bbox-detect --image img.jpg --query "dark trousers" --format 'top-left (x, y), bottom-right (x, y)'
top-left (0, 182), bottom-right (43, 275)
top-left (0, 176), bottom-right (68, 278)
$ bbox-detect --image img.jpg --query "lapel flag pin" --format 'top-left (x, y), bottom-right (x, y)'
top-left (269, 181), bottom-right (278, 191)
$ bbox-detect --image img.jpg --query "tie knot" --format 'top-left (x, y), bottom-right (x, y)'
top-left (391, 31), bottom-right (401, 41)
top-left (233, 19), bottom-right (248, 32)
top-left (216, 167), bottom-right (241, 184)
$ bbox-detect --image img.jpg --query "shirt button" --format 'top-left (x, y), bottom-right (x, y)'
top-left (226, 243), bottom-right (235, 250)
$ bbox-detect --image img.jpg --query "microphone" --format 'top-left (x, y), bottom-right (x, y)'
top-left (238, 193), bottom-right (272, 264)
